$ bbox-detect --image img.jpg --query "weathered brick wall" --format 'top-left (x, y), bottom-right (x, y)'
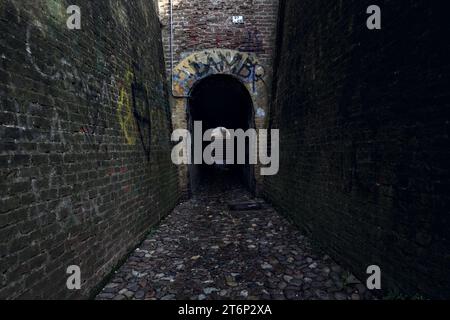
top-left (158, 0), bottom-right (279, 80)
top-left (265, 0), bottom-right (450, 298)
top-left (0, 0), bottom-right (179, 299)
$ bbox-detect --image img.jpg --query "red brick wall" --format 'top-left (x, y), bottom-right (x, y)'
top-left (158, 0), bottom-right (279, 82)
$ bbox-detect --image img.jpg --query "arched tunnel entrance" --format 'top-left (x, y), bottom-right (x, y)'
top-left (188, 74), bottom-right (256, 195)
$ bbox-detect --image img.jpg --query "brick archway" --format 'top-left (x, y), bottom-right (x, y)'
top-left (172, 49), bottom-right (268, 124)
top-left (171, 49), bottom-right (269, 196)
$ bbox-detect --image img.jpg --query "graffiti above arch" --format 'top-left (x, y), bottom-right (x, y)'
top-left (172, 49), bottom-right (269, 122)
top-left (173, 49), bottom-right (266, 96)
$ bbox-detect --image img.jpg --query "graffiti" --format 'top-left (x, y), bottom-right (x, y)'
top-left (10, 101), bottom-right (68, 145)
top-left (26, 22), bottom-right (60, 80)
top-left (116, 64), bottom-right (153, 161)
top-left (239, 28), bottom-right (265, 54)
top-left (131, 70), bottom-right (152, 162)
top-left (188, 51), bottom-right (263, 83)
top-left (117, 71), bottom-right (137, 145)
top-left (26, 19), bottom-right (118, 147)
top-left (30, 171), bottom-right (75, 231)
top-left (174, 49), bottom-right (266, 96)
top-left (31, 166), bottom-right (107, 230)
top-left (81, 75), bottom-right (118, 146)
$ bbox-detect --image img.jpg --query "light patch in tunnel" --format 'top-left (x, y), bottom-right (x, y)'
top-left (256, 108), bottom-right (266, 119)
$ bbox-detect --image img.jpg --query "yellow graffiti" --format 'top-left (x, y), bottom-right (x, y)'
top-left (117, 70), bottom-right (136, 145)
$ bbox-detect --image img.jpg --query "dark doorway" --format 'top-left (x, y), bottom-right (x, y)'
top-left (188, 75), bottom-right (255, 195)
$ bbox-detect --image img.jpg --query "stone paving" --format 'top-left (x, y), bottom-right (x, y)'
top-left (96, 181), bottom-right (372, 300)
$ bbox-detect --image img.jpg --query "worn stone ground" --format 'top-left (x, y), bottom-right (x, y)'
top-left (96, 178), bottom-right (373, 300)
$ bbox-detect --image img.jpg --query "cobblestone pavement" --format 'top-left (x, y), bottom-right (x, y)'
top-left (97, 181), bottom-right (372, 300)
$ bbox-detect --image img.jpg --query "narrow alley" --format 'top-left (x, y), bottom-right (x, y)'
top-left (97, 177), bottom-right (370, 301)
top-left (1, 0), bottom-right (449, 301)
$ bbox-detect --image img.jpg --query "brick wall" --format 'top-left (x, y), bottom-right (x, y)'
top-left (265, 0), bottom-right (450, 298)
top-left (0, 0), bottom-right (179, 299)
top-left (158, 0), bottom-right (279, 80)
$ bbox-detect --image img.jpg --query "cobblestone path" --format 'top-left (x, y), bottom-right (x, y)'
top-left (96, 183), bottom-right (372, 300)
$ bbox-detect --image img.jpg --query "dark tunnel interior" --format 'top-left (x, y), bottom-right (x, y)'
top-left (188, 75), bottom-right (255, 195)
